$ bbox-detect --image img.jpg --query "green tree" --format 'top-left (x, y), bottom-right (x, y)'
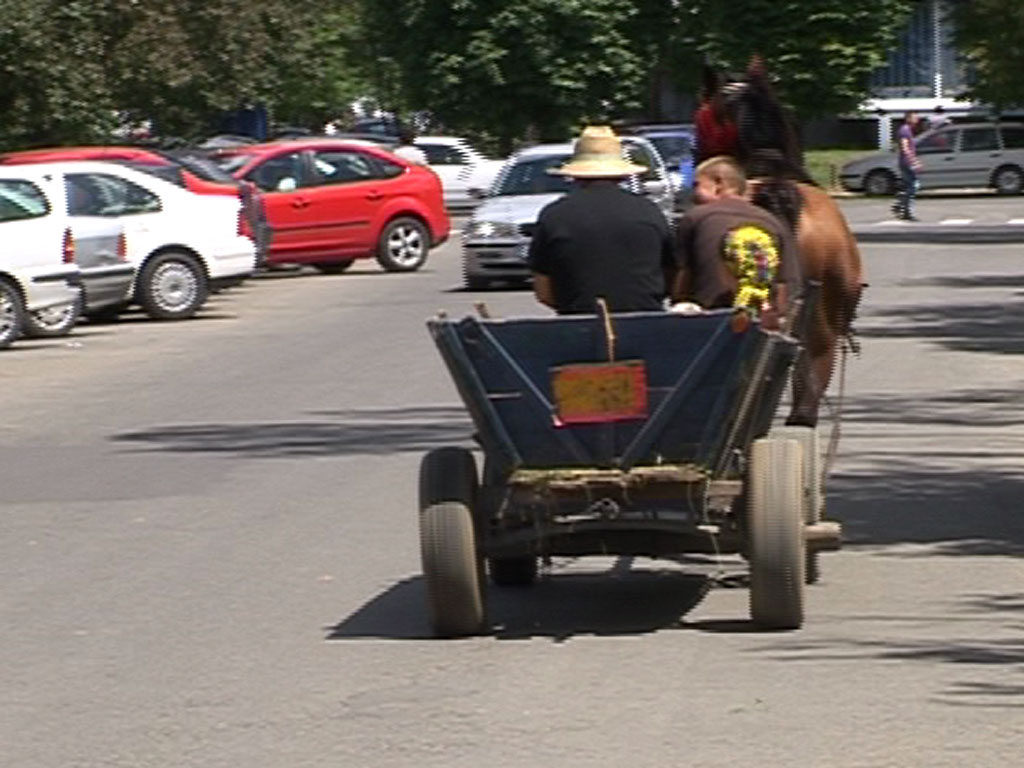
top-left (949, 0), bottom-right (1024, 110)
top-left (359, 0), bottom-right (653, 148)
top-left (0, 0), bottom-right (118, 149)
top-left (689, 0), bottom-right (913, 118)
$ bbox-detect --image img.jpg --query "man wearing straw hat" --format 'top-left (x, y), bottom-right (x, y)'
top-left (528, 126), bottom-right (676, 315)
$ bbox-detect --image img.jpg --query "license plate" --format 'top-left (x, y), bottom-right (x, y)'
top-left (551, 360), bottom-right (648, 425)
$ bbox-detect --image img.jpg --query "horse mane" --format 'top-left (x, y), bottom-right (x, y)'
top-left (727, 61), bottom-right (816, 232)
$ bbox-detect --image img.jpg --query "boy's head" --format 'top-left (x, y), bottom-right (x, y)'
top-left (694, 156), bottom-right (747, 203)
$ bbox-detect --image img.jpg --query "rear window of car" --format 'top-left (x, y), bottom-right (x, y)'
top-left (1001, 126), bottom-right (1024, 149)
top-left (0, 179), bottom-right (50, 222)
top-left (960, 127), bottom-right (999, 152)
top-left (67, 173), bottom-right (161, 216)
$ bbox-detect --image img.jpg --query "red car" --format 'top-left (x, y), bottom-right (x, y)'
top-left (0, 146), bottom-right (270, 262)
top-left (211, 138), bottom-right (450, 273)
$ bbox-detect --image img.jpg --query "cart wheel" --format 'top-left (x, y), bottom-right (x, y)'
top-left (419, 447), bottom-right (478, 511)
top-left (420, 502), bottom-right (486, 637)
top-left (489, 556), bottom-right (537, 587)
top-left (748, 437), bottom-right (805, 630)
top-left (772, 426), bottom-right (821, 584)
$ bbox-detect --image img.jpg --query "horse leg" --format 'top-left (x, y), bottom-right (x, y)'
top-left (786, 322), bottom-right (837, 428)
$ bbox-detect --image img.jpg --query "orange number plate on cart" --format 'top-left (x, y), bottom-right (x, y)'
top-left (551, 360), bottom-right (648, 425)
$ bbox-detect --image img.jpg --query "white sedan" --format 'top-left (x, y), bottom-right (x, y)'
top-left (23, 160), bottom-right (257, 320)
top-left (413, 136), bottom-right (505, 210)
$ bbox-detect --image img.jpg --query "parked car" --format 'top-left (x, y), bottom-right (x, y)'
top-left (0, 169), bottom-right (83, 347)
top-left (840, 121), bottom-right (1024, 196)
top-left (629, 125), bottom-right (696, 209)
top-left (412, 136), bottom-right (506, 209)
top-left (0, 146), bottom-right (270, 264)
top-left (210, 138), bottom-right (450, 273)
top-left (11, 161), bottom-right (257, 321)
top-left (461, 136), bottom-right (674, 290)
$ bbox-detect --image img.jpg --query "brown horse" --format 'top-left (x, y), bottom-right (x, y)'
top-left (714, 62), bottom-right (864, 427)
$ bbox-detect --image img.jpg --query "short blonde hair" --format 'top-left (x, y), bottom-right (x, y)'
top-left (696, 156), bottom-right (747, 195)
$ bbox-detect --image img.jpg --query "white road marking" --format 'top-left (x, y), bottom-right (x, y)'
top-left (940, 218), bottom-right (973, 225)
top-left (1007, 218), bottom-right (1024, 225)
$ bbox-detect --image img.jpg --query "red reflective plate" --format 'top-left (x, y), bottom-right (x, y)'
top-left (551, 360), bottom-right (648, 425)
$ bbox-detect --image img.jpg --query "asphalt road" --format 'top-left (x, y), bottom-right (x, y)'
top-left (2, 234), bottom-right (1022, 767)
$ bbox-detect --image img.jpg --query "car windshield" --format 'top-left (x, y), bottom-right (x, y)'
top-left (647, 135), bottom-right (691, 166)
top-left (494, 155), bottom-right (574, 196)
top-left (211, 153), bottom-right (251, 174)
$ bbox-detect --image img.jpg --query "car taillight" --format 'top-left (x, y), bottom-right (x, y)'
top-left (62, 227), bottom-right (75, 263)
top-left (116, 232), bottom-right (127, 262)
top-left (236, 191), bottom-right (250, 238)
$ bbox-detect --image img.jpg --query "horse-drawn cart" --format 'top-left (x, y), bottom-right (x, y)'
top-left (419, 302), bottom-right (840, 637)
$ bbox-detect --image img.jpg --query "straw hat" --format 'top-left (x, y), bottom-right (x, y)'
top-left (549, 125), bottom-right (646, 178)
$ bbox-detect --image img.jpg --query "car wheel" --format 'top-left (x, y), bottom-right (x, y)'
top-left (992, 165), bottom-right (1023, 195)
top-left (312, 260), bottom-right (355, 275)
top-left (376, 217), bottom-right (429, 272)
top-left (863, 169), bottom-right (896, 197)
top-left (137, 251), bottom-right (208, 320)
top-left (0, 278), bottom-right (25, 349)
top-left (22, 294), bottom-right (81, 338)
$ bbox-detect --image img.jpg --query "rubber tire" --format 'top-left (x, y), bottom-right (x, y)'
top-left (312, 260), bottom-right (355, 275)
top-left (464, 275), bottom-right (492, 291)
top-left (772, 426), bottom-right (821, 585)
top-left (23, 294), bottom-right (81, 338)
top-left (376, 217), bottom-right (429, 272)
top-left (863, 169), bottom-right (896, 197)
top-left (420, 501), bottom-right (486, 637)
top-left (137, 251), bottom-right (208, 320)
top-left (0, 278), bottom-right (25, 349)
top-left (748, 437), bottom-right (805, 630)
top-left (992, 165), bottom-right (1023, 195)
top-left (84, 304), bottom-right (126, 324)
top-left (419, 447), bottom-right (478, 511)
top-left (489, 556), bottom-right (538, 587)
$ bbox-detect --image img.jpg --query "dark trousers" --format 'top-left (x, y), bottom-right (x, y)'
top-left (895, 165), bottom-right (918, 218)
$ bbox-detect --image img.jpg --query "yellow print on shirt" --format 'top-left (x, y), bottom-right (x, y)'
top-left (723, 225), bottom-right (780, 312)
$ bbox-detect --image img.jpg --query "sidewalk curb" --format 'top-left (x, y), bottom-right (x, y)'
top-left (852, 225), bottom-right (1024, 244)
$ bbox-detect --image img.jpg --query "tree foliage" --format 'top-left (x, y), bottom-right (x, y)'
top-left (0, 0), bottom-right (366, 149)
top-left (688, 0), bottom-right (913, 118)
top-left (949, 0), bottom-right (1024, 110)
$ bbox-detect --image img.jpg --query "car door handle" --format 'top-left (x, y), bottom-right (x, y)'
top-left (291, 197), bottom-right (310, 209)
top-left (365, 191), bottom-right (382, 201)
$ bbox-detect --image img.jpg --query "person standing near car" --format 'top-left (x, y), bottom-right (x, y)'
top-left (528, 126), bottom-right (675, 315)
top-left (893, 111), bottom-right (922, 221)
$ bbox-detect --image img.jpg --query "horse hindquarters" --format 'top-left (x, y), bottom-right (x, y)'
top-left (787, 187), bottom-right (864, 428)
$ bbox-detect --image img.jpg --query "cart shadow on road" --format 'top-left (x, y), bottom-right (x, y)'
top-left (112, 405), bottom-right (476, 458)
top-left (327, 560), bottom-right (722, 641)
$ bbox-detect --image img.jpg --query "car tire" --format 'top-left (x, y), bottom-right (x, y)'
top-left (0, 278), bottom-right (25, 349)
top-left (376, 217), bottom-right (429, 273)
top-left (312, 260), bottom-right (355, 275)
top-left (22, 294), bottom-right (81, 338)
top-left (84, 303), bottom-right (126, 324)
top-left (137, 251), bottom-right (208, 320)
top-left (863, 169), bottom-right (896, 197)
top-left (992, 165), bottom-right (1023, 195)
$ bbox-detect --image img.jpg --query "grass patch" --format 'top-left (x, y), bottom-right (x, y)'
top-left (805, 148), bottom-right (877, 189)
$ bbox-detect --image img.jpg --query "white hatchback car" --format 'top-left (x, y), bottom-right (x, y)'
top-left (20, 161), bottom-right (257, 321)
top-left (414, 136), bottom-right (505, 210)
top-left (0, 170), bottom-right (85, 347)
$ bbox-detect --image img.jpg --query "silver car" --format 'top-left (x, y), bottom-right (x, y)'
top-left (461, 137), bottom-right (674, 290)
top-left (840, 121), bottom-right (1024, 196)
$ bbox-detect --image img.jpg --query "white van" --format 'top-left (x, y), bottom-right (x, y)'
top-left (0, 170), bottom-right (84, 348)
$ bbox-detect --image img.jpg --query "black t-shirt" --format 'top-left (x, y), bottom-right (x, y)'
top-left (527, 181), bottom-right (674, 315)
top-left (674, 196), bottom-right (800, 309)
